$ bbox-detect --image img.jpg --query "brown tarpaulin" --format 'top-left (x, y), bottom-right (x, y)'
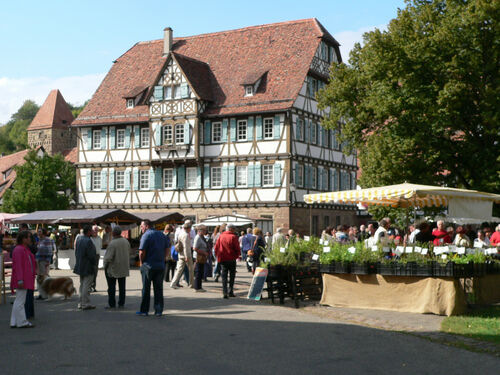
top-left (473, 275), bottom-right (500, 305)
top-left (320, 273), bottom-right (467, 316)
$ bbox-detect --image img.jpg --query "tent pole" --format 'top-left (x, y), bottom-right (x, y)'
top-left (309, 205), bottom-right (312, 236)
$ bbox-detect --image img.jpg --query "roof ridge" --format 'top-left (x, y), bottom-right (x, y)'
top-left (137, 18), bottom-right (318, 45)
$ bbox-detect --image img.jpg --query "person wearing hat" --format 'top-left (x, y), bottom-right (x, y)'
top-left (214, 223), bottom-right (241, 299)
top-left (170, 221), bottom-right (195, 289)
top-left (453, 226), bottom-right (471, 247)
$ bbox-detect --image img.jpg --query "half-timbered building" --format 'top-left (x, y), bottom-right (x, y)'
top-left (72, 19), bottom-right (357, 235)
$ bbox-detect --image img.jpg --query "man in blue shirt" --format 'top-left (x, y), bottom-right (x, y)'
top-left (241, 228), bottom-right (255, 272)
top-left (136, 220), bottom-right (169, 317)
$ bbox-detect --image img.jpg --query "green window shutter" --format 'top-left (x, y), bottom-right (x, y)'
top-left (310, 122), bottom-right (315, 144)
top-left (274, 115), bottom-right (281, 140)
top-left (110, 128), bottom-right (116, 149)
top-left (204, 120), bottom-right (211, 144)
top-left (154, 86), bottom-right (163, 100)
top-left (134, 126), bottom-right (140, 148)
top-left (125, 126), bottom-right (131, 148)
top-left (180, 83), bottom-right (189, 98)
top-left (296, 119), bottom-right (301, 141)
top-left (196, 167), bottom-right (202, 189)
top-left (149, 167), bottom-right (155, 190)
top-left (222, 166), bottom-right (228, 188)
top-left (228, 165), bottom-right (235, 188)
top-left (124, 169), bottom-right (131, 190)
top-left (247, 165), bottom-right (254, 188)
top-left (317, 123), bottom-right (321, 145)
top-left (87, 129), bottom-right (92, 150)
top-left (101, 129), bottom-right (107, 150)
top-left (172, 168), bottom-right (177, 188)
top-left (86, 170), bottom-right (91, 191)
top-left (222, 119), bottom-right (228, 142)
top-left (155, 124), bottom-right (161, 146)
top-left (294, 163), bottom-right (299, 186)
top-left (254, 163), bottom-right (261, 187)
top-left (317, 168), bottom-right (322, 190)
top-left (133, 169), bottom-right (139, 190)
top-left (155, 168), bottom-right (162, 190)
top-left (101, 170), bottom-right (108, 191)
top-left (230, 118), bottom-right (236, 142)
top-left (256, 116), bottom-right (263, 140)
top-left (304, 120), bottom-right (310, 143)
top-left (204, 165), bottom-right (210, 189)
top-left (274, 163), bottom-right (282, 187)
top-left (109, 169), bottom-right (115, 191)
top-left (247, 117), bottom-right (254, 141)
top-left (177, 166), bottom-right (185, 189)
top-left (184, 122), bottom-right (190, 144)
top-left (323, 169), bottom-right (328, 190)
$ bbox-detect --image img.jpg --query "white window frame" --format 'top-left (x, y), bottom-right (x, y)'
top-left (311, 167), bottom-right (317, 189)
top-left (92, 171), bottom-right (101, 191)
top-left (236, 166), bottom-right (248, 187)
top-left (237, 120), bottom-right (247, 141)
top-left (263, 118), bottom-right (274, 139)
top-left (92, 130), bottom-right (101, 149)
top-left (162, 125), bottom-right (173, 144)
top-left (186, 167), bottom-right (197, 189)
top-left (115, 171), bottom-right (125, 190)
top-left (163, 168), bottom-right (174, 189)
top-left (116, 129), bottom-right (125, 148)
top-left (245, 85), bottom-right (253, 96)
top-left (262, 164), bottom-right (274, 187)
top-left (140, 128), bottom-right (150, 148)
top-left (164, 86), bottom-right (172, 100)
top-left (126, 99), bottom-right (134, 108)
top-left (175, 124), bottom-right (184, 144)
top-left (212, 122), bottom-right (222, 143)
top-left (297, 164), bottom-right (304, 188)
top-left (211, 167), bottom-right (222, 188)
top-left (139, 170), bottom-right (149, 190)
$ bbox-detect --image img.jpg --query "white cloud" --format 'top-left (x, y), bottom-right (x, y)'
top-left (334, 24), bottom-right (387, 64)
top-left (0, 73), bottom-right (105, 124)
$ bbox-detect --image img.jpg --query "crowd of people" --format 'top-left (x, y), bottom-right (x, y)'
top-left (6, 218), bottom-right (500, 327)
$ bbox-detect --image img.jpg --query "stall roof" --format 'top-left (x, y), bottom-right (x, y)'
top-left (134, 212), bottom-right (184, 225)
top-left (198, 214), bottom-right (255, 227)
top-left (10, 209), bottom-right (142, 225)
top-left (0, 213), bottom-right (26, 225)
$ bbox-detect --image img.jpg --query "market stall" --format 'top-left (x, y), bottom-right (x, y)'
top-left (304, 183), bottom-right (500, 316)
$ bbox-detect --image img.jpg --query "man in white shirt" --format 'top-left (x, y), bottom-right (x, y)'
top-left (374, 219), bottom-right (391, 246)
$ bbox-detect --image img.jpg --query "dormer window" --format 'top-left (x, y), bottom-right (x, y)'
top-left (245, 85), bottom-right (254, 97)
top-left (126, 99), bottom-right (135, 108)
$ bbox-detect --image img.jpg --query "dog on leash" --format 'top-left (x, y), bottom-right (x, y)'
top-left (40, 277), bottom-right (77, 300)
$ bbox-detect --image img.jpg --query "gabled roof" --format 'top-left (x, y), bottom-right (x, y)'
top-left (73, 18), bottom-right (336, 126)
top-left (28, 89), bottom-right (74, 131)
top-left (0, 149), bottom-right (29, 198)
top-left (61, 147), bottom-right (77, 164)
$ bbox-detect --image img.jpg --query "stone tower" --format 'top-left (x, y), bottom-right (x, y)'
top-left (27, 89), bottom-right (76, 155)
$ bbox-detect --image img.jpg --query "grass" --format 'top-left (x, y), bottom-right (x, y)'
top-left (441, 306), bottom-right (500, 345)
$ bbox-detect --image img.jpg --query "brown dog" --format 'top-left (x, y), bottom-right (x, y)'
top-left (40, 277), bottom-right (77, 300)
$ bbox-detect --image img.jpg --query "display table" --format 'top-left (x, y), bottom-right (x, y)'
top-left (57, 249), bottom-right (106, 270)
top-left (321, 273), bottom-right (467, 316)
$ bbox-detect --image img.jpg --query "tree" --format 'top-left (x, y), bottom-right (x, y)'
top-left (319, 0), bottom-right (500, 198)
top-left (2, 150), bottom-right (76, 213)
top-left (68, 100), bottom-right (88, 119)
top-left (0, 100), bottom-right (39, 154)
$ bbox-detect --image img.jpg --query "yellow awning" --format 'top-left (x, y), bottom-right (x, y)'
top-left (304, 183), bottom-right (500, 208)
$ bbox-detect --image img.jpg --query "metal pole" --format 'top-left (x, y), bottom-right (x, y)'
top-left (309, 205), bottom-right (312, 236)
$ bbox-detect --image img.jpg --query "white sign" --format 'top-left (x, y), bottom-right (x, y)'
top-left (473, 242), bottom-right (483, 248)
top-left (441, 254), bottom-right (448, 260)
top-left (449, 245), bottom-right (457, 253)
top-left (304, 236), bottom-right (310, 242)
top-left (383, 247), bottom-right (391, 253)
top-left (280, 247), bottom-right (286, 253)
top-left (443, 246), bottom-right (450, 253)
top-left (457, 247), bottom-right (466, 255)
top-left (312, 254), bottom-right (319, 261)
top-left (323, 246), bottom-right (331, 253)
top-left (371, 246), bottom-right (378, 252)
top-left (348, 247), bottom-right (356, 254)
top-left (486, 248), bottom-right (498, 255)
top-left (405, 247), bottom-right (413, 253)
top-left (264, 257), bottom-right (270, 262)
top-left (421, 248), bottom-right (429, 255)
top-left (395, 246), bottom-right (404, 256)
top-left (414, 246), bottom-right (422, 253)
top-left (319, 239), bottom-right (325, 245)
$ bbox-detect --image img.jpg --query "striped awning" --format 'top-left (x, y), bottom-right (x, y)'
top-left (304, 183), bottom-right (500, 208)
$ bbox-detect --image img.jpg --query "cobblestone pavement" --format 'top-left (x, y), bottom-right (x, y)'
top-left (1, 262), bottom-right (499, 374)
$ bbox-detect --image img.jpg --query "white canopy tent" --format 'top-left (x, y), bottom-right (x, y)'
top-left (197, 214), bottom-right (254, 228)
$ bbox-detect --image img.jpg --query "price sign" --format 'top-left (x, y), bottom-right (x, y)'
top-left (348, 247), bottom-right (356, 254)
top-left (457, 247), bottom-right (466, 255)
top-left (382, 247), bottom-right (391, 253)
top-left (323, 246), bottom-right (331, 253)
top-left (405, 247), bottom-right (413, 253)
top-left (304, 236), bottom-right (310, 242)
top-left (312, 254), bottom-right (319, 261)
top-left (280, 247), bottom-right (286, 253)
top-left (414, 247), bottom-right (422, 253)
top-left (421, 248), bottom-right (429, 255)
top-left (371, 246), bottom-right (378, 252)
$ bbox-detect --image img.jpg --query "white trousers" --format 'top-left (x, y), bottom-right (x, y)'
top-left (10, 289), bottom-right (29, 327)
top-left (170, 257), bottom-right (194, 288)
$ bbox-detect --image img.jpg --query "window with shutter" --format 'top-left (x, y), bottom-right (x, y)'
top-left (125, 126), bottom-right (131, 148)
top-left (154, 86), bottom-right (163, 101)
top-left (262, 165), bottom-right (274, 187)
top-left (134, 126), bottom-right (140, 148)
top-left (304, 120), bottom-right (310, 143)
top-left (163, 169), bottom-right (174, 189)
top-left (186, 167), bottom-right (197, 189)
top-left (247, 164), bottom-right (255, 188)
top-left (211, 167), bottom-right (222, 188)
top-left (228, 165), bottom-right (236, 188)
top-left (110, 128), bottom-right (116, 150)
top-left (124, 170), bottom-right (131, 190)
top-left (133, 169), bottom-right (139, 191)
top-left (115, 171), bottom-right (125, 190)
top-left (247, 117), bottom-right (254, 141)
top-left (177, 166), bottom-right (185, 189)
top-left (203, 165), bottom-right (210, 189)
top-left (254, 163), bottom-right (261, 187)
top-left (204, 120), bottom-right (212, 144)
top-left (230, 119), bottom-right (237, 142)
top-left (273, 163), bottom-right (281, 187)
top-left (92, 130), bottom-right (101, 149)
top-left (274, 115), bottom-right (281, 140)
top-left (141, 128), bottom-right (150, 148)
top-left (222, 119), bottom-right (228, 142)
top-left (116, 129), bottom-right (125, 148)
top-left (183, 122), bottom-right (190, 145)
top-left (109, 169), bottom-right (115, 191)
top-left (101, 129), bottom-right (107, 150)
top-left (180, 83), bottom-right (189, 98)
top-left (256, 116), bottom-right (263, 140)
top-left (221, 166), bottom-right (228, 188)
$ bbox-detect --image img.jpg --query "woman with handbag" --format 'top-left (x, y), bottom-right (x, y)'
top-left (250, 227), bottom-right (266, 274)
top-left (163, 224), bottom-right (176, 282)
top-left (193, 225), bottom-right (209, 292)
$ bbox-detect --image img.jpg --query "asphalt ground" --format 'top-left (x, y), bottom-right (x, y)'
top-left (1, 263), bottom-right (499, 374)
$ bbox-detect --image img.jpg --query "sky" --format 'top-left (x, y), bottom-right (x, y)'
top-left (0, 0), bottom-right (406, 124)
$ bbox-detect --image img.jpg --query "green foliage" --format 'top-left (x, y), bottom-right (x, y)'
top-left (0, 100), bottom-right (39, 154)
top-left (2, 150), bottom-right (76, 213)
top-left (318, 0), bottom-right (500, 197)
top-left (68, 100), bottom-right (88, 119)
top-left (266, 237), bottom-right (321, 267)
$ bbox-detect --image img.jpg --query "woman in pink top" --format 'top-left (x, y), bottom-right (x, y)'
top-left (10, 231), bottom-right (36, 328)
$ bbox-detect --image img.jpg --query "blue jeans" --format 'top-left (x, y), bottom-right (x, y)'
top-left (140, 268), bottom-right (165, 314)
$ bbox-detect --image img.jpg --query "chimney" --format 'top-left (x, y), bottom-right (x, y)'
top-left (163, 27), bottom-right (173, 56)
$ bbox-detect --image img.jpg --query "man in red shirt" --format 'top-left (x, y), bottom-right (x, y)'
top-left (490, 224), bottom-right (500, 246)
top-left (214, 223), bottom-right (241, 299)
top-left (432, 220), bottom-right (451, 246)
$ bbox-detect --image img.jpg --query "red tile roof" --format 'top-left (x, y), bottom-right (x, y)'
top-left (73, 18), bottom-right (337, 126)
top-left (61, 147), bottom-right (77, 164)
top-left (28, 89), bottom-right (74, 131)
top-left (0, 149), bottom-right (29, 198)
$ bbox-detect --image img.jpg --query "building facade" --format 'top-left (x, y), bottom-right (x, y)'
top-left (72, 19), bottom-right (357, 235)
